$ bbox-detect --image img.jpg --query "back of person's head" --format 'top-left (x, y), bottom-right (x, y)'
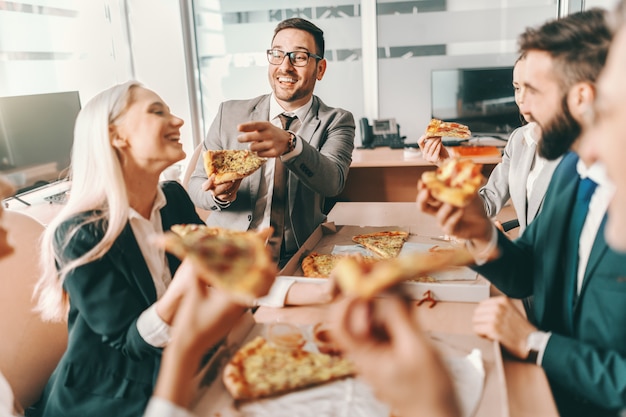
top-left (273, 18), bottom-right (325, 58)
top-left (35, 81), bottom-right (142, 322)
top-left (519, 8), bottom-right (611, 91)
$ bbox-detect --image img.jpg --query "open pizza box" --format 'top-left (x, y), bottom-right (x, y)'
top-left (191, 312), bottom-right (509, 417)
top-left (279, 223), bottom-right (490, 303)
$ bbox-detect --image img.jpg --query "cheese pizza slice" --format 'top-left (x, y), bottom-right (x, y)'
top-left (425, 118), bottom-right (471, 139)
top-left (160, 225), bottom-right (276, 302)
top-left (223, 336), bottom-right (355, 401)
top-left (352, 230), bottom-right (409, 259)
top-left (421, 158), bottom-right (484, 207)
top-left (301, 252), bottom-right (377, 278)
top-left (204, 149), bottom-right (267, 185)
top-left (333, 246), bottom-right (474, 299)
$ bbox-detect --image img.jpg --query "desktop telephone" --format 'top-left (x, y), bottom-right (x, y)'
top-left (359, 117), bottom-right (406, 149)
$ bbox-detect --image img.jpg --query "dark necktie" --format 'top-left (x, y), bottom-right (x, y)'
top-left (564, 176), bottom-right (598, 332)
top-left (268, 114), bottom-right (299, 263)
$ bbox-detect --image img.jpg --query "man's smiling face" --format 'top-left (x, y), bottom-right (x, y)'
top-left (268, 28), bottom-right (326, 111)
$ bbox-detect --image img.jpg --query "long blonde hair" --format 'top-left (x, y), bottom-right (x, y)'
top-left (34, 81), bottom-right (141, 322)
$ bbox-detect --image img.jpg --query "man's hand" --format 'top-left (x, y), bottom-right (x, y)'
top-left (418, 134), bottom-right (449, 165)
top-left (472, 296), bottom-right (537, 359)
top-left (237, 121), bottom-right (291, 158)
top-left (201, 175), bottom-right (241, 202)
top-left (416, 180), bottom-right (493, 243)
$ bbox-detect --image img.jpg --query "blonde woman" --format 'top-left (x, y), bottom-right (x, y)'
top-left (30, 82), bottom-right (246, 417)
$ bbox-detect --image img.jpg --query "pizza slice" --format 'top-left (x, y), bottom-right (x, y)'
top-left (332, 246), bottom-right (474, 299)
top-left (425, 118), bottom-right (471, 139)
top-left (222, 336), bottom-right (355, 401)
top-left (301, 252), bottom-right (377, 278)
top-left (160, 225), bottom-right (276, 302)
top-left (204, 149), bottom-right (267, 185)
top-left (421, 158), bottom-right (485, 207)
top-left (352, 230), bottom-right (409, 259)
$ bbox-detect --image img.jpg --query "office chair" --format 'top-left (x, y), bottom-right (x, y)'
top-left (0, 211), bottom-right (67, 412)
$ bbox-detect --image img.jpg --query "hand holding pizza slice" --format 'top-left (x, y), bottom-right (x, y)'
top-left (159, 224), bottom-right (277, 304)
top-left (421, 158), bottom-right (485, 207)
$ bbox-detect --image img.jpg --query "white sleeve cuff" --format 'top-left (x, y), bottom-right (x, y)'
top-left (531, 331), bottom-right (551, 366)
top-left (137, 304), bottom-right (171, 348)
top-left (144, 397), bottom-right (195, 417)
top-left (466, 224), bottom-right (498, 265)
top-left (255, 278), bottom-right (296, 307)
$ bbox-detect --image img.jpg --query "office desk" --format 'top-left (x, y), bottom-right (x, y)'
top-left (323, 202), bottom-right (558, 417)
top-left (340, 148), bottom-right (501, 202)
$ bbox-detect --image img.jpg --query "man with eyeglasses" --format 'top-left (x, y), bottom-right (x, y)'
top-left (188, 18), bottom-right (355, 277)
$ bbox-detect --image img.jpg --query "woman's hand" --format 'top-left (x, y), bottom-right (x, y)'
top-left (418, 134), bottom-right (449, 165)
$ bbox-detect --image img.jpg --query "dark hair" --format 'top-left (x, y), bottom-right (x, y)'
top-left (518, 8), bottom-right (612, 91)
top-left (272, 18), bottom-right (325, 59)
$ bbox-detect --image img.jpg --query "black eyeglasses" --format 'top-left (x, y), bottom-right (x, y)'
top-left (266, 49), bottom-right (322, 67)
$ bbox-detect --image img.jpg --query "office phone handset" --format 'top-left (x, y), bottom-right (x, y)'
top-left (359, 117), bottom-right (406, 149)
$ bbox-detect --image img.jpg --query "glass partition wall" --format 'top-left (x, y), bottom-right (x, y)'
top-left (189, 1), bottom-right (557, 146)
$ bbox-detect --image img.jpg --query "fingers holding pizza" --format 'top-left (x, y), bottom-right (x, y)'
top-left (418, 134), bottom-right (449, 165)
top-left (237, 120), bottom-right (293, 158)
top-left (416, 158), bottom-right (495, 244)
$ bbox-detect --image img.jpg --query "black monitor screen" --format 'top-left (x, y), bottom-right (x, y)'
top-left (431, 67), bottom-right (519, 136)
top-left (0, 91), bottom-right (80, 193)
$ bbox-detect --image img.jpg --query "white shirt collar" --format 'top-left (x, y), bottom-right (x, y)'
top-left (128, 186), bottom-right (167, 221)
top-left (576, 159), bottom-right (614, 189)
top-left (269, 93), bottom-right (313, 125)
top-left (522, 122), bottom-right (539, 147)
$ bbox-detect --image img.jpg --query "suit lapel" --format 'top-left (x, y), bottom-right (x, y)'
top-left (528, 158), bottom-right (560, 222)
top-left (113, 224), bottom-right (158, 304)
top-left (247, 97), bottom-right (271, 202)
top-left (286, 97), bottom-right (321, 213)
top-left (515, 141), bottom-right (536, 225)
top-left (159, 193), bottom-right (182, 276)
top-left (533, 156), bottom-right (578, 330)
top-left (575, 215), bottom-right (609, 310)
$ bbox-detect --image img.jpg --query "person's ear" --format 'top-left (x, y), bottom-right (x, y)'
top-left (316, 58), bottom-right (327, 81)
top-left (109, 125), bottom-right (128, 149)
top-left (567, 82), bottom-right (595, 123)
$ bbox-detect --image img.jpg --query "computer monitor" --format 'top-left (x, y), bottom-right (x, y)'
top-left (0, 91), bottom-right (80, 193)
top-left (431, 66), bottom-right (520, 137)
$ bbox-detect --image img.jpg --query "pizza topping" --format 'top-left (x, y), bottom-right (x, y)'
top-left (421, 158), bottom-right (484, 207)
top-left (160, 225), bottom-right (276, 302)
top-left (352, 231), bottom-right (409, 259)
top-left (301, 252), bottom-right (376, 278)
top-left (222, 336), bottom-right (355, 401)
top-left (204, 149), bottom-right (267, 185)
top-left (425, 118), bottom-right (471, 139)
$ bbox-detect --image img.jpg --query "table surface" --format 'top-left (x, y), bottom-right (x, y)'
top-left (305, 202), bottom-right (556, 417)
top-left (350, 147), bottom-right (502, 168)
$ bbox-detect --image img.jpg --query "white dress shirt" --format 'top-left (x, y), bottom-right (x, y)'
top-left (523, 123), bottom-right (548, 202)
top-left (130, 188), bottom-right (174, 348)
top-left (249, 94), bottom-right (312, 232)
